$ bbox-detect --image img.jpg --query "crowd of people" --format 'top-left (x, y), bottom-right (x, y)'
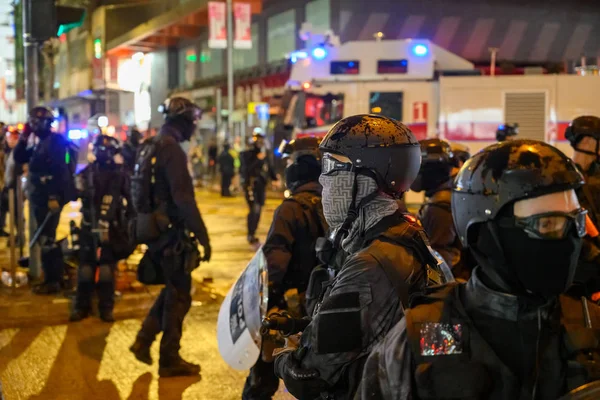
top-left (3, 97), bottom-right (600, 398)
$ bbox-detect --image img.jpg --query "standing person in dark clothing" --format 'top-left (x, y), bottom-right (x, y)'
top-left (208, 139), bottom-right (218, 181)
top-left (565, 116), bottom-right (600, 298)
top-left (218, 143), bottom-right (235, 197)
top-left (411, 139), bottom-right (468, 279)
top-left (13, 107), bottom-right (76, 294)
top-left (240, 131), bottom-right (278, 245)
top-left (360, 140), bottom-right (600, 400)
top-left (242, 137), bottom-right (327, 400)
top-left (121, 127), bottom-right (142, 173)
top-left (274, 115), bottom-right (450, 400)
top-left (129, 97), bottom-right (211, 377)
top-left (70, 135), bottom-right (134, 323)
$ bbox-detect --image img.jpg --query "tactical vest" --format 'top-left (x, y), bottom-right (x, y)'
top-left (405, 284), bottom-right (600, 400)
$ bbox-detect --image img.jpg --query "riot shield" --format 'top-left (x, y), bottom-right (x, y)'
top-left (558, 381), bottom-right (600, 400)
top-left (217, 247), bottom-right (269, 370)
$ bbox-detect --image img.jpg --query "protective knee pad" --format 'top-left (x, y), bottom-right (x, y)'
top-left (98, 264), bottom-right (114, 282)
top-left (78, 264), bottom-right (95, 282)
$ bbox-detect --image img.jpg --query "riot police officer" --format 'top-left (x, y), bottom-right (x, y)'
top-left (411, 139), bottom-right (468, 279)
top-left (565, 116), bottom-right (600, 297)
top-left (274, 115), bottom-right (448, 399)
top-left (70, 135), bottom-right (133, 322)
top-left (129, 97), bottom-right (211, 377)
top-left (242, 137), bottom-right (327, 400)
top-left (450, 142), bottom-right (470, 176)
top-left (361, 140), bottom-right (600, 399)
top-left (240, 130), bottom-right (278, 244)
top-left (121, 127), bottom-right (142, 173)
top-left (13, 107), bottom-right (75, 294)
top-left (496, 123), bottom-right (519, 141)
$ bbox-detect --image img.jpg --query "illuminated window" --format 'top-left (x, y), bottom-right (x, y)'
top-left (178, 46), bottom-right (197, 87)
top-left (306, 0), bottom-right (330, 32)
top-left (233, 23), bottom-right (259, 70)
top-left (199, 42), bottom-right (224, 79)
top-left (267, 10), bottom-right (296, 62)
top-left (370, 92), bottom-right (404, 121)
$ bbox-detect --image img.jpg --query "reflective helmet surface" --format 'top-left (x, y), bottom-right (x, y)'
top-left (450, 142), bottom-right (471, 164)
top-left (28, 107), bottom-right (55, 132)
top-left (419, 138), bottom-right (456, 166)
top-left (565, 116), bottom-right (600, 146)
top-left (161, 97), bottom-right (201, 122)
top-left (92, 134), bottom-right (120, 164)
top-left (496, 123), bottom-right (519, 142)
top-left (319, 114), bottom-right (421, 195)
top-left (452, 139), bottom-right (584, 247)
top-left (279, 136), bottom-right (322, 162)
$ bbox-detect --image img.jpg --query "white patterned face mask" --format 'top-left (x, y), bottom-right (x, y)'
top-left (319, 171), bottom-right (379, 230)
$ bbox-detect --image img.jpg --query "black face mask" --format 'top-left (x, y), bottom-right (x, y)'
top-left (285, 157), bottom-right (321, 191)
top-left (410, 164), bottom-right (451, 193)
top-left (475, 221), bottom-right (582, 300)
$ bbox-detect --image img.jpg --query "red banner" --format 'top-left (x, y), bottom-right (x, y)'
top-left (234, 3), bottom-right (252, 49)
top-left (208, 2), bottom-right (227, 49)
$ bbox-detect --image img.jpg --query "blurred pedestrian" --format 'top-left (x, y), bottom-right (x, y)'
top-left (13, 107), bottom-right (77, 295)
top-left (218, 143), bottom-right (235, 197)
top-left (121, 127), bottom-right (142, 173)
top-left (0, 130), bottom-right (23, 239)
top-left (70, 135), bottom-right (134, 323)
top-left (207, 139), bottom-right (218, 182)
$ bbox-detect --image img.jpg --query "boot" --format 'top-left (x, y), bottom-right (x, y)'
top-left (69, 308), bottom-right (90, 322)
top-left (158, 357), bottom-right (201, 378)
top-left (130, 339), bottom-right (153, 365)
top-left (99, 309), bottom-right (115, 323)
top-left (32, 282), bottom-right (61, 295)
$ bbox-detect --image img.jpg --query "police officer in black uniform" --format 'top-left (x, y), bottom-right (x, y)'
top-left (240, 130), bottom-right (278, 244)
top-left (70, 135), bottom-right (134, 323)
top-left (129, 97), bottom-right (211, 377)
top-left (411, 139), bottom-right (468, 279)
top-left (242, 137), bottom-right (327, 400)
top-left (565, 116), bottom-right (600, 297)
top-left (121, 127), bottom-right (142, 173)
top-left (14, 107), bottom-right (74, 294)
top-left (361, 139), bottom-right (600, 399)
top-left (274, 115), bottom-right (448, 400)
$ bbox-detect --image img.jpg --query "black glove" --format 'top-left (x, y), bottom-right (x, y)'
top-left (201, 242), bottom-right (211, 262)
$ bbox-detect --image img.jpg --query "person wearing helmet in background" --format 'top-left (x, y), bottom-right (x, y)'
top-left (121, 126), bottom-right (142, 173)
top-left (70, 135), bottom-right (134, 323)
top-left (274, 115), bottom-right (450, 400)
top-left (411, 139), bottom-right (469, 280)
top-left (13, 107), bottom-right (76, 294)
top-left (496, 123), bottom-right (519, 142)
top-left (129, 97), bottom-right (211, 377)
top-left (242, 137), bottom-right (328, 400)
top-left (565, 116), bottom-right (600, 299)
top-left (240, 128), bottom-right (278, 245)
top-left (360, 139), bottom-right (600, 400)
top-left (450, 142), bottom-right (470, 177)
top-left (218, 142), bottom-right (235, 197)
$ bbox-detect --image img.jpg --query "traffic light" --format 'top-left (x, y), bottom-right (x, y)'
top-left (30, 0), bottom-right (85, 42)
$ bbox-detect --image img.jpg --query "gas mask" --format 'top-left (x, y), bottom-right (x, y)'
top-left (475, 207), bottom-right (586, 300)
top-left (410, 163), bottom-right (452, 193)
top-left (284, 156), bottom-right (321, 191)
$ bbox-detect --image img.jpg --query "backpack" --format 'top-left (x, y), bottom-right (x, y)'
top-left (129, 137), bottom-right (172, 244)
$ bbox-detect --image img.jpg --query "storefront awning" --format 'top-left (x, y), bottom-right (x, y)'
top-left (107, 0), bottom-right (263, 56)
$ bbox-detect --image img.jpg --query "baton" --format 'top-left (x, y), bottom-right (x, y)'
top-left (29, 212), bottom-right (53, 249)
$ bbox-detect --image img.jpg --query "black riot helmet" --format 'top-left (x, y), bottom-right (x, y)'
top-left (127, 127), bottom-right (142, 145)
top-left (28, 106), bottom-right (55, 136)
top-left (565, 116), bottom-right (600, 157)
top-left (452, 140), bottom-right (584, 248)
top-left (279, 136), bottom-right (322, 163)
top-left (159, 97), bottom-right (201, 122)
top-left (280, 136), bottom-right (322, 191)
top-left (496, 123), bottom-right (519, 142)
top-left (319, 114), bottom-right (421, 197)
top-left (92, 134), bottom-right (120, 165)
top-left (410, 138), bottom-right (456, 193)
top-left (450, 142), bottom-right (471, 165)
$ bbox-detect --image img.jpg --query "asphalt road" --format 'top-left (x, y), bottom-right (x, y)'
top-left (0, 190), bottom-right (297, 400)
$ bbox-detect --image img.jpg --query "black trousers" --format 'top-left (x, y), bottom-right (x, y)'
top-left (242, 357), bottom-right (279, 400)
top-left (136, 245), bottom-right (192, 363)
top-left (74, 238), bottom-right (118, 312)
top-left (245, 185), bottom-right (266, 237)
top-left (221, 174), bottom-right (233, 196)
top-left (32, 202), bottom-right (63, 284)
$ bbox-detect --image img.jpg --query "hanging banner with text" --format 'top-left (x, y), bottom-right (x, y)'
top-left (234, 2), bottom-right (252, 49)
top-left (208, 1), bottom-right (227, 49)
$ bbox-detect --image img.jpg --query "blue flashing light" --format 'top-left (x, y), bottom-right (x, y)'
top-left (290, 51), bottom-right (308, 64)
top-left (413, 44), bottom-right (429, 57)
top-left (312, 47), bottom-right (327, 60)
top-left (498, 124), bottom-right (505, 130)
top-left (68, 129), bottom-right (88, 140)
